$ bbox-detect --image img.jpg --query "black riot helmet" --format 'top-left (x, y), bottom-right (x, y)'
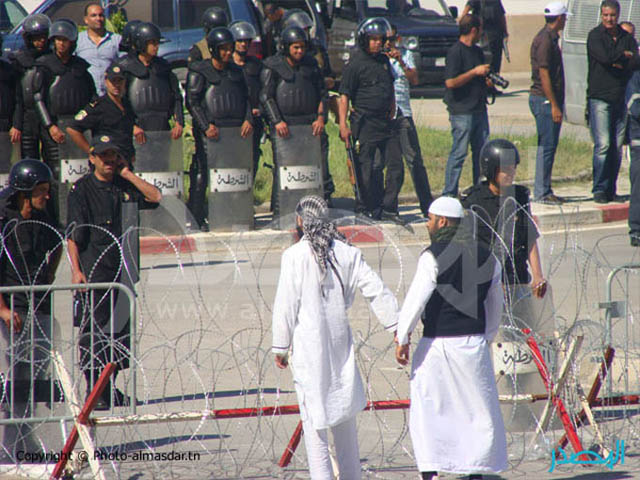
top-left (133, 22), bottom-right (163, 53)
top-left (9, 159), bottom-right (53, 192)
top-left (283, 9), bottom-right (314, 31)
top-left (119, 20), bottom-right (142, 52)
top-left (22, 13), bottom-right (51, 46)
top-left (356, 17), bottom-right (391, 50)
top-left (479, 139), bottom-right (521, 182)
top-left (206, 27), bottom-right (235, 60)
top-left (281, 26), bottom-right (308, 55)
top-left (49, 18), bottom-right (78, 43)
top-left (229, 20), bottom-right (257, 42)
top-left (202, 7), bottom-right (229, 34)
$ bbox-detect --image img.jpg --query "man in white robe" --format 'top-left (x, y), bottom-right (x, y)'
top-left (395, 197), bottom-right (507, 480)
top-left (272, 195), bottom-right (399, 479)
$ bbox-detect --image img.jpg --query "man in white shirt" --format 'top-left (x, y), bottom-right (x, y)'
top-left (395, 196), bottom-right (507, 480)
top-left (272, 195), bottom-right (399, 479)
top-left (76, 3), bottom-right (121, 96)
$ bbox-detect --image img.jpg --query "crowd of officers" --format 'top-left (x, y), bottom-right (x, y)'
top-left (0, 2), bottom-right (442, 232)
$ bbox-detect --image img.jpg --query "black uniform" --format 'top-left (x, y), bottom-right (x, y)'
top-left (117, 54), bottom-right (184, 131)
top-left (461, 182), bottom-right (538, 285)
top-left (10, 48), bottom-right (48, 158)
top-left (68, 95), bottom-right (137, 162)
top-left (0, 189), bottom-right (60, 406)
top-left (186, 59), bottom-right (253, 227)
top-left (67, 173), bottom-right (158, 389)
top-left (233, 54), bottom-right (264, 176)
top-left (0, 59), bottom-right (21, 135)
top-left (33, 53), bottom-right (96, 170)
top-left (339, 47), bottom-right (403, 217)
top-left (260, 53), bottom-right (326, 214)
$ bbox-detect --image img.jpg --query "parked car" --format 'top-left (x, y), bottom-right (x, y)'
top-left (323, 0), bottom-right (459, 95)
top-left (0, 0), bottom-right (27, 34)
top-left (2, 0), bottom-right (265, 82)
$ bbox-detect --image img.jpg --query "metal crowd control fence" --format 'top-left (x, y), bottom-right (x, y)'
top-left (600, 263), bottom-right (640, 398)
top-left (0, 282), bottom-right (137, 427)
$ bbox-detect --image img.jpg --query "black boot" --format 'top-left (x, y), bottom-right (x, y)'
top-left (421, 472), bottom-right (437, 480)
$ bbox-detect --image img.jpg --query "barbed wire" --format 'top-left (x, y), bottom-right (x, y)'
top-left (0, 202), bottom-right (638, 479)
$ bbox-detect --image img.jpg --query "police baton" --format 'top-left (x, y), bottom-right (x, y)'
top-left (345, 134), bottom-right (364, 206)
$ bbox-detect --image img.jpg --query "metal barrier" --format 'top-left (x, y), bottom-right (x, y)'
top-left (0, 282), bottom-right (137, 428)
top-left (601, 263), bottom-right (640, 397)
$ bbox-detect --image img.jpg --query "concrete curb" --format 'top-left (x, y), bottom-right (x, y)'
top-left (139, 201), bottom-right (630, 254)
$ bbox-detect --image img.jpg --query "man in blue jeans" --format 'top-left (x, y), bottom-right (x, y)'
top-left (586, 0), bottom-right (640, 203)
top-left (386, 24), bottom-right (433, 216)
top-left (528, 2), bottom-right (569, 205)
top-left (442, 14), bottom-right (490, 197)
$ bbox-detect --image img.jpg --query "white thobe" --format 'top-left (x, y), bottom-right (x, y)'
top-left (396, 250), bottom-right (508, 474)
top-left (272, 239), bottom-right (399, 430)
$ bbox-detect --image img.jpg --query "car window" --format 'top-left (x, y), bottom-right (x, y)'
top-left (0, 0), bottom-right (26, 33)
top-left (363, 0), bottom-right (448, 17)
top-left (179, 0), bottom-right (230, 30)
top-left (40, 0), bottom-right (96, 25)
top-left (154, 0), bottom-right (176, 30)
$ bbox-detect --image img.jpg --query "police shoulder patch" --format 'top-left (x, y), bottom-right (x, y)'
top-left (75, 110), bottom-right (88, 121)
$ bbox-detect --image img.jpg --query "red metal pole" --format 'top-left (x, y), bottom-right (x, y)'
top-left (278, 420), bottom-right (304, 467)
top-left (51, 363), bottom-right (117, 480)
top-left (525, 334), bottom-right (588, 461)
top-left (555, 346), bottom-right (614, 451)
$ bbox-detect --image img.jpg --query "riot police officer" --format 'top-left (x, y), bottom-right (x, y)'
top-left (229, 21), bottom-right (263, 177)
top-left (0, 159), bottom-right (61, 460)
top-left (282, 9), bottom-right (336, 202)
top-left (186, 27), bottom-right (254, 231)
top-left (33, 19), bottom-right (96, 224)
top-left (0, 33), bottom-right (21, 151)
top-left (260, 26), bottom-right (326, 216)
top-left (338, 18), bottom-right (404, 222)
top-left (10, 14), bottom-right (51, 159)
top-left (188, 7), bottom-right (229, 65)
top-left (117, 22), bottom-right (184, 138)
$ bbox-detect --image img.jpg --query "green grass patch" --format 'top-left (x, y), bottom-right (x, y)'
top-left (181, 122), bottom-right (593, 204)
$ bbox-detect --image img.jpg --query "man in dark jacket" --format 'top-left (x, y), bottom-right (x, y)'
top-left (587, 0), bottom-right (640, 203)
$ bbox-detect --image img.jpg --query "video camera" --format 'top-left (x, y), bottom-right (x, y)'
top-left (487, 71), bottom-right (509, 89)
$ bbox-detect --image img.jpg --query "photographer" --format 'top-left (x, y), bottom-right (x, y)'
top-left (442, 14), bottom-right (491, 197)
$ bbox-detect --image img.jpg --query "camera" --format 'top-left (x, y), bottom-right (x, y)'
top-left (487, 72), bottom-right (509, 89)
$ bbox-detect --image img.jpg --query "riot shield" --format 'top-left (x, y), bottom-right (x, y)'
top-left (272, 124), bottom-right (323, 230)
top-left (134, 131), bottom-right (186, 235)
top-left (206, 127), bottom-right (254, 231)
top-left (58, 116), bottom-right (91, 226)
top-left (0, 132), bottom-right (21, 190)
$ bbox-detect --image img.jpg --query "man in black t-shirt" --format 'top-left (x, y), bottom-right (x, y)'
top-left (338, 18), bottom-right (404, 223)
top-left (462, 0), bottom-right (507, 75)
top-left (442, 14), bottom-right (490, 197)
top-left (67, 136), bottom-right (161, 409)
